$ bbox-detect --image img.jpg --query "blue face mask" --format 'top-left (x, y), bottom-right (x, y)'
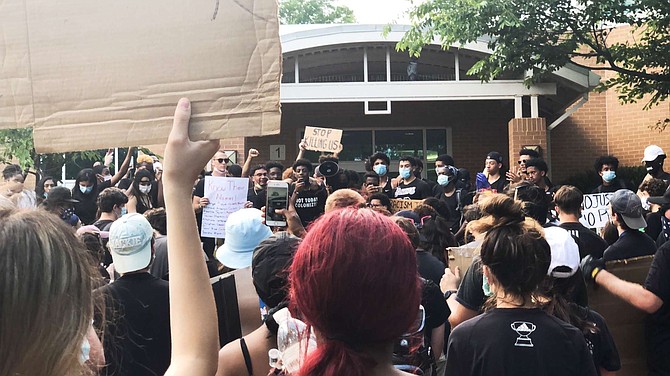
top-left (602, 170), bottom-right (616, 183)
top-left (120, 207), bottom-right (128, 216)
top-left (399, 167), bottom-right (412, 180)
top-left (79, 185), bottom-right (93, 194)
top-left (373, 164), bottom-right (387, 176)
top-left (437, 174), bottom-right (450, 186)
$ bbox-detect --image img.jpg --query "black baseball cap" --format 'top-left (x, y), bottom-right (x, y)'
top-left (486, 151), bottom-right (504, 164)
top-left (251, 231), bottom-right (301, 308)
top-left (45, 186), bottom-right (79, 204)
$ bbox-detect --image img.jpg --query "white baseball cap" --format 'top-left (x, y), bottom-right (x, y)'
top-left (544, 227), bottom-right (580, 279)
top-left (642, 145), bottom-right (665, 162)
top-left (108, 213), bottom-right (154, 274)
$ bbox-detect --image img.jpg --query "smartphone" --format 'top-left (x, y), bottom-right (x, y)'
top-left (266, 181), bottom-right (289, 227)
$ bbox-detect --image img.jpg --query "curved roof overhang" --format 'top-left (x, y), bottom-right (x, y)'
top-left (279, 24), bottom-right (600, 122)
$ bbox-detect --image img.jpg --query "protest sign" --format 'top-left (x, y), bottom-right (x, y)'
top-left (303, 126), bottom-right (343, 153)
top-left (447, 245), bottom-right (479, 275)
top-left (588, 256), bottom-right (653, 376)
top-left (579, 193), bottom-right (613, 229)
top-left (201, 177), bottom-right (248, 238)
top-left (0, 0), bottom-right (281, 152)
top-left (390, 199), bottom-right (424, 213)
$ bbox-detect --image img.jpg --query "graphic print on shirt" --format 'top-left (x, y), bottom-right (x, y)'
top-left (395, 186), bottom-right (417, 198)
top-left (511, 321), bottom-right (536, 347)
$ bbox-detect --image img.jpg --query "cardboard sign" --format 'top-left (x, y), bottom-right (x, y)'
top-left (210, 267), bottom-right (261, 346)
top-left (201, 177), bottom-right (249, 238)
top-left (588, 256), bottom-right (653, 376)
top-left (447, 245), bottom-right (479, 275)
top-left (579, 193), bottom-right (614, 229)
top-left (303, 126), bottom-right (343, 153)
top-left (0, 0), bottom-right (281, 152)
top-left (390, 199), bottom-right (424, 213)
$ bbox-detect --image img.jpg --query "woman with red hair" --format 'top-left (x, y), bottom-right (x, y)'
top-left (289, 208), bottom-right (422, 376)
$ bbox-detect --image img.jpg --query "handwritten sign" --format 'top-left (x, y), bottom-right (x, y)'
top-left (304, 126), bottom-right (342, 153)
top-left (579, 193), bottom-right (613, 229)
top-left (201, 176), bottom-right (249, 238)
top-left (390, 199), bottom-right (424, 213)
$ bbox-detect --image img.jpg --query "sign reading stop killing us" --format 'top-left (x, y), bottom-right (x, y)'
top-left (579, 193), bottom-right (614, 229)
top-left (303, 126), bottom-right (343, 153)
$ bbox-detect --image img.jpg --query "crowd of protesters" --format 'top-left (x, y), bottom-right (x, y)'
top-left (1, 100), bottom-right (669, 375)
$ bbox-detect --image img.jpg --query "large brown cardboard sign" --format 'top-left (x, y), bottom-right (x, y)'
top-left (588, 256), bottom-right (654, 376)
top-left (0, 0), bottom-right (281, 152)
top-left (390, 199), bottom-right (424, 213)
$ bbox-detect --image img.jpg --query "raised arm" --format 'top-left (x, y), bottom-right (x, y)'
top-left (110, 147), bottom-right (136, 187)
top-left (241, 148), bottom-right (259, 177)
top-left (163, 98), bottom-right (220, 376)
top-left (295, 139), bottom-right (307, 162)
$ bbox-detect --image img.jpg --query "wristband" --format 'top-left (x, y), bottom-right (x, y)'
top-left (591, 267), bottom-right (602, 280)
top-left (444, 289), bottom-right (458, 300)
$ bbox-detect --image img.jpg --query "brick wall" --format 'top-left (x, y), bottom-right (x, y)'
top-left (509, 117), bottom-right (547, 169)
top-left (550, 92), bottom-right (609, 183)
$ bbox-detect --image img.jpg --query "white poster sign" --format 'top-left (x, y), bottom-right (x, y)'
top-left (201, 176), bottom-right (249, 238)
top-left (579, 193), bottom-right (614, 229)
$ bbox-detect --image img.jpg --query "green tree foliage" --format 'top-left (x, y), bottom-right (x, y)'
top-left (280, 0), bottom-right (356, 24)
top-left (0, 128), bottom-right (102, 177)
top-left (397, 0), bottom-right (670, 108)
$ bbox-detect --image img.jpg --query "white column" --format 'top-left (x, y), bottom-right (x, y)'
top-left (386, 47), bottom-right (391, 82)
top-left (294, 56), bottom-right (299, 83)
top-left (454, 52), bottom-right (460, 81)
top-left (530, 95), bottom-right (539, 118)
top-left (514, 96), bottom-right (524, 118)
top-left (363, 47), bottom-right (369, 82)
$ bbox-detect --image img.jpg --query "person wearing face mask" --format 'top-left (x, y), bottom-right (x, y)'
top-left (41, 186), bottom-right (81, 227)
top-left (592, 155), bottom-right (631, 193)
top-left (435, 165), bottom-right (471, 233)
top-left (641, 145), bottom-right (670, 184)
top-left (126, 169), bottom-right (157, 214)
top-left (393, 156), bottom-right (432, 200)
top-left (92, 187), bottom-right (129, 267)
top-left (72, 147), bottom-right (135, 225)
top-left (368, 152), bottom-right (395, 195)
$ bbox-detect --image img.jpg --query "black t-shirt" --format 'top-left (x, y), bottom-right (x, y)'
top-left (72, 180), bottom-right (112, 225)
top-left (95, 273), bottom-right (171, 376)
top-left (592, 179), bottom-right (630, 194)
top-left (149, 235), bottom-right (169, 280)
top-left (602, 229), bottom-right (657, 262)
top-left (644, 242), bottom-right (670, 375)
top-left (293, 184), bottom-right (328, 227)
top-left (570, 305), bottom-right (621, 374)
top-left (417, 249), bottom-right (445, 287)
top-left (93, 219), bottom-right (115, 266)
top-left (559, 222), bottom-right (609, 259)
top-left (646, 211), bottom-right (663, 243)
top-left (445, 308), bottom-right (597, 376)
top-left (247, 187), bottom-right (267, 210)
top-left (488, 176), bottom-right (507, 193)
top-left (422, 279), bottom-right (450, 348)
top-left (394, 178), bottom-right (432, 200)
top-left (456, 257), bottom-right (486, 313)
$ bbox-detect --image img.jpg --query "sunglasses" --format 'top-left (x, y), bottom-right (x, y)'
top-left (213, 158), bottom-right (230, 164)
top-left (518, 160), bottom-right (528, 165)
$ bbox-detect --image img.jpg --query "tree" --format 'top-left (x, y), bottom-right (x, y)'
top-left (280, 0), bottom-right (356, 24)
top-left (397, 0), bottom-right (670, 109)
top-left (0, 128), bottom-right (103, 179)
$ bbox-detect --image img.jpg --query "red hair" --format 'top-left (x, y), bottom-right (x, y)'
top-left (290, 208), bottom-right (421, 376)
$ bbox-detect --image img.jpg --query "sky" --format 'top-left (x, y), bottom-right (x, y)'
top-left (334, 0), bottom-right (415, 24)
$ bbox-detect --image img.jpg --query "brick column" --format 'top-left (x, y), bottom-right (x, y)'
top-left (220, 137), bottom-right (245, 163)
top-left (508, 118), bottom-right (547, 165)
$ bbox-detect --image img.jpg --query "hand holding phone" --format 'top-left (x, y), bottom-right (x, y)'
top-left (266, 181), bottom-right (289, 227)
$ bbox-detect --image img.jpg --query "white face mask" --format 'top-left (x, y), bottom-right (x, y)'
top-left (139, 185), bottom-right (152, 194)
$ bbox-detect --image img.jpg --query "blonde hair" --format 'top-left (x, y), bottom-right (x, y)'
top-left (0, 209), bottom-right (96, 375)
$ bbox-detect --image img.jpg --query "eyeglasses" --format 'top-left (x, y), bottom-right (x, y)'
top-left (213, 158), bottom-right (230, 164)
top-left (367, 203), bottom-right (383, 208)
